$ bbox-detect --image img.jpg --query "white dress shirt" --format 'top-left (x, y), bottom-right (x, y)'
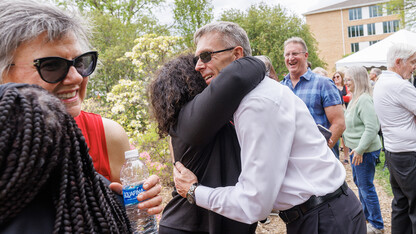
top-left (373, 71), bottom-right (416, 152)
top-left (195, 77), bottom-right (346, 224)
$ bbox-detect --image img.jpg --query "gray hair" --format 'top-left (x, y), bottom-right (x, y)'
top-left (255, 55), bottom-right (272, 75)
top-left (345, 66), bottom-right (371, 108)
top-left (284, 37), bottom-right (308, 52)
top-left (370, 68), bottom-right (382, 76)
top-left (312, 67), bottom-right (328, 77)
top-left (254, 55), bottom-right (277, 80)
top-left (194, 21), bottom-right (252, 56)
top-left (0, 0), bottom-right (92, 82)
top-left (386, 43), bottom-right (416, 69)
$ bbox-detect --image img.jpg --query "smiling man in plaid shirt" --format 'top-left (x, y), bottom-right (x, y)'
top-left (281, 37), bottom-right (345, 157)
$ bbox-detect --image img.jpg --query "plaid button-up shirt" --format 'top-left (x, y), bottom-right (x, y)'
top-left (281, 68), bottom-right (342, 128)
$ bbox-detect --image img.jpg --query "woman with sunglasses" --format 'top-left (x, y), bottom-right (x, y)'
top-left (332, 71), bottom-right (351, 108)
top-left (0, 0), bottom-right (162, 215)
top-left (332, 71), bottom-right (351, 165)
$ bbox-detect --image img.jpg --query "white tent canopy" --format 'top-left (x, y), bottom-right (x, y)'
top-left (335, 29), bottom-right (416, 69)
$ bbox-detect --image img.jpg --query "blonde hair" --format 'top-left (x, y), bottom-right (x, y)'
top-left (345, 66), bottom-right (371, 109)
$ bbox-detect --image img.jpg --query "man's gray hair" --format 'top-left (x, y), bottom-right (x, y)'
top-left (386, 43), bottom-right (416, 69)
top-left (284, 37), bottom-right (308, 52)
top-left (370, 68), bottom-right (382, 76)
top-left (194, 21), bottom-right (252, 56)
top-left (0, 0), bottom-right (92, 82)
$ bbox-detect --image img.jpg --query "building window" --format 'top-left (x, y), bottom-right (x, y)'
top-left (351, 43), bottom-right (359, 52)
top-left (367, 23), bottom-right (376, 35)
top-left (349, 8), bottom-right (362, 20)
top-left (383, 20), bottom-right (400, 33)
top-left (370, 40), bottom-right (379, 45)
top-left (348, 25), bottom-right (364, 37)
top-left (369, 5), bottom-right (383, 17)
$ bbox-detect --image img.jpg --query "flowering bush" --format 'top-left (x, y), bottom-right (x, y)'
top-left (106, 79), bottom-right (150, 135)
top-left (139, 151), bottom-right (167, 176)
top-left (84, 34), bottom-right (188, 185)
top-left (132, 123), bottom-right (173, 185)
top-left (125, 34), bottom-right (185, 78)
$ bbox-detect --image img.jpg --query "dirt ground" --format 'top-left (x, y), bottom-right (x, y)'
top-left (159, 163), bottom-right (393, 233)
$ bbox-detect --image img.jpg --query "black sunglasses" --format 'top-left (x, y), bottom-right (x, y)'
top-left (30, 51), bottom-right (98, 84)
top-left (194, 47), bottom-right (235, 64)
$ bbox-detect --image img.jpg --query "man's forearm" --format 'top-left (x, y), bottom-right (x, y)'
top-left (324, 104), bottom-right (346, 149)
top-left (328, 123), bottom-right (345, 148)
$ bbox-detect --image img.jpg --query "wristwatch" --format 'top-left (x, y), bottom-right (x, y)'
top-left (186, 183), bottom-right (199, 205)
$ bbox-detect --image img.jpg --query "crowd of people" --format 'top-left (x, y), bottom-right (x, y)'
top-left (0, 0), bottom-right (415, 234)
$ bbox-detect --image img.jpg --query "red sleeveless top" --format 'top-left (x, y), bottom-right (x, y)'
top-left (74, 111), bottom-right (112, 180)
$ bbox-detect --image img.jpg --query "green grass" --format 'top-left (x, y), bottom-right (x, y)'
top-left (375, 151), bottom-right (393, 196)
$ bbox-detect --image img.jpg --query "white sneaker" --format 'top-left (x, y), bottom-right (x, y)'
top-left (367, 223), bottom-right (384, 234)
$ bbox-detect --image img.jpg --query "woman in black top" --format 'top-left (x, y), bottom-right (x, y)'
top-left (149, 54), bottom-right (265, 233)
top-left (332, 71), bottom-right (351, 164)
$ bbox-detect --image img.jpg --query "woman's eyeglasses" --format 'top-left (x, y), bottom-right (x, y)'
top-left (194, 47), bottom-right (235, 64)
top-left (11, 51), bottom-right (98, 84)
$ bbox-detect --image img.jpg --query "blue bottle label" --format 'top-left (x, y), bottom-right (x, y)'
top-left (122, 183), bottom-right (145, 206)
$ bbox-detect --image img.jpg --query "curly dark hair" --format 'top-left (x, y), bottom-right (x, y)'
top-left (149, 53), bottom-right (207, 137)
top-left (0, 84), bottom-right (131, 233)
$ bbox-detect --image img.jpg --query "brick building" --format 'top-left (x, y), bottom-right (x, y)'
top-left (304, 0), bottom-right (401, 73)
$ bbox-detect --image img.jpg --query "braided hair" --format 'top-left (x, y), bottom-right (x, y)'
top-left (0, 84), bottom-right (131, 233)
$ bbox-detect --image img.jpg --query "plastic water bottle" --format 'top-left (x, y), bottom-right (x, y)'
top-left (121, 149), bottom-right (158, 234)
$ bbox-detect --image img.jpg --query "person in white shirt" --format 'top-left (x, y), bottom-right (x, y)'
top-left (174, 21), bottom-right (366, 234)
top-left (373, 43), bottom-right (416, 234)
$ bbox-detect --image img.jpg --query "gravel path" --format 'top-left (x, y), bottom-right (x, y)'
top-left (159, 163), bottom-right (393, 233)
top-left (256, 163), bottom-right (393, 233)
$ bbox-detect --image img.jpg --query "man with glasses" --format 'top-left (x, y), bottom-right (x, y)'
top-left (0, 0), bottom-right (162, 217)
top-left (281, 37), bottom-right (345, 160)
top-left (173, 21), bottom-right (365, 233)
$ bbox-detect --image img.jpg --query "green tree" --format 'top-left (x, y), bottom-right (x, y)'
top-left (220, 3), bottom-right (325, 79)
top-left (387, 0), bottom-right (416, 30)
top-left (83, 34), bottom-right (185, 184)
top-left (54, 0), bottom-right (170, 96)
top-left (173, 0), bottom-right (214, 48)
top-left (55, 0), bottom-right (164, 24)
top-left (94, 34), bottom-right (184, 138)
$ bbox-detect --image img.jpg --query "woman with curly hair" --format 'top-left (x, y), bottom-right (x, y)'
top-left (149, 53), bottom-right (265, 233)
top-left (0, 83), bottom-right (131, 233)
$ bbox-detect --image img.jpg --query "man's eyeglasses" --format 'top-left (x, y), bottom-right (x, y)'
top-left (284, 51), bottom-right (306, 58)
top-left (194, 47), bottom-right (235, 64)
top-left (11, 51), bottom-right (98, 84)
